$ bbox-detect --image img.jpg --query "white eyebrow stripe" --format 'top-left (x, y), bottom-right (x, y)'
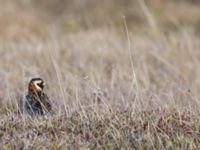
top-left (34, 80), bottom-right (42, 84)
top-left (33, 80), bottom-right (43, 91)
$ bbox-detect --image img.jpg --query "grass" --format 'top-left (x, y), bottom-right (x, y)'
top-left (0, 0), bottom-right (200, 149)
top-left (1, 109), bottom-right (200, 149)
top-left (0, 28), bottom-right (199, 149)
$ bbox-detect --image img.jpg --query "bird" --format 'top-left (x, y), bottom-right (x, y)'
top-left (20, 78), bottom-right (52, 116)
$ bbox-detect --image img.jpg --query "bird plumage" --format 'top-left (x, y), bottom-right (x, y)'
top-left (20, 78), bottom-right (52, 116)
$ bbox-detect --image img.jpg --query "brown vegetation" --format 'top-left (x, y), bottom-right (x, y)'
top-left (0, 0), bottom-right (200, 149)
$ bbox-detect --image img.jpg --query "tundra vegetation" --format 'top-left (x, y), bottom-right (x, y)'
top-left (0, 0), bottom-right (200, 149)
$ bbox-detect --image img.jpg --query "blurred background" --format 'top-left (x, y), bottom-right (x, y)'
top-left (0, 0), bottom-right (200, 38)
top-left (0, 0), bottom-right (200, 112)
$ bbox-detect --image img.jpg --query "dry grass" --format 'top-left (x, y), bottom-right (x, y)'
top-left (0, 0), bottom-right (200, 149)
top-left (0, 28), bottom-right (200, 149)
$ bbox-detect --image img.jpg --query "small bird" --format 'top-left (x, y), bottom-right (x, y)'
top-left (20, 78), bottom-right (52, 116)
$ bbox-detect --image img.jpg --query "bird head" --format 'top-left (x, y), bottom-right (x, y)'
top-left (28, 78), bottom-right (45, 92)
